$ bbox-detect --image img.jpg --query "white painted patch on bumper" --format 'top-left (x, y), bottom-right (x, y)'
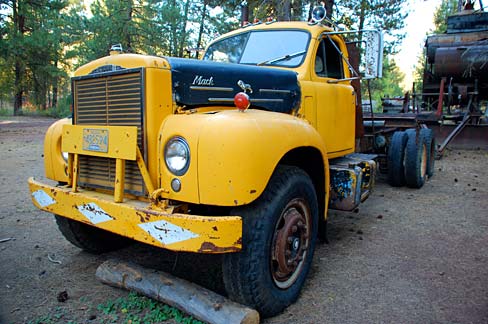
top-left (32, 190), bottom-right (56, 208)
top-left (138, 220), bottom-right (199, 245)
top-left (77, 203), bottom-right (113, 224)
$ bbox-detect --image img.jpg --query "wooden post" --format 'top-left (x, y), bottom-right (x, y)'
top-left (96, 259), bottom-right (260, 324)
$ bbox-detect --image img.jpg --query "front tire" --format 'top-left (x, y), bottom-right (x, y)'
top-left (222, 165), bottom-right (318, 317)
top-left (55, 216), bottom-right (131, 254)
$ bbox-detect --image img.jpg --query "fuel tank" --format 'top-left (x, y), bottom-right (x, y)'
top-left (434, 45), bottom-right (488, 81)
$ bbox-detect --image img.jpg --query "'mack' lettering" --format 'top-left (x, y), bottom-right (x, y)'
top-left (192, 75), bottom-right (215, 86)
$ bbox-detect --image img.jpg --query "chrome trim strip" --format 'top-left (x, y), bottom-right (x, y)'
top-left (190, 86), bottom-right (234, 92)
top-left (208, 98), bottom-right (235, 102)
top-left (259, 89), bottom-right (291, 94)
top-left (208, 98), bottom-right (284, 103)
top-left (251, 98), bottom-right (284, 103)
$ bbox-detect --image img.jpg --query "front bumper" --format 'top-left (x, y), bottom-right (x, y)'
top-left (28, 177), bottom-right (242, 253)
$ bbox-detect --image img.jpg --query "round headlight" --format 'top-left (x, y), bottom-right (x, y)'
top-left (164, 137), bottom-right (190, 176)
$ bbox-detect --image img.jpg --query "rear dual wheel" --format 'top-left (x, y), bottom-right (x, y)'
top-left (222, 165), bottom-right (318, 317)
top-left (387, 131), bottom-right (409, 187)
top-left (420, 128), bottom-right (436, 178)
top-left (404, 129), bottom-right (428, 188)
top-left (387, 128), bottom-right (436, 189)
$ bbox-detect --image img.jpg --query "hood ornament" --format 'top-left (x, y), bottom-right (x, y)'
top-left (237, 80), bottom-right (253, 94)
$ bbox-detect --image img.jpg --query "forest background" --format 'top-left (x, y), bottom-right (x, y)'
top-left (0, 0), bottom-right (458, 117)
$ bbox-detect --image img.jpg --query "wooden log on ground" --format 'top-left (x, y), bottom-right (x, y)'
top-left (96, 259), bottom-right (260, 324)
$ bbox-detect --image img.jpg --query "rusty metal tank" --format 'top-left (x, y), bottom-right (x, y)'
top-left (423, 10), bottom-right (488, 105)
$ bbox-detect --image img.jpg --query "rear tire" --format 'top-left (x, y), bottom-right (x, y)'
top-left (55, 216), bottom-right (131, 254)
top-left (404, 129), bottom-right (428, 188)
top-left (387, 131), bottom-right (408, 187)
top-left (222, 165), bottom-right (318, 317)
top-left (420, 128), bottom-right (436, 178)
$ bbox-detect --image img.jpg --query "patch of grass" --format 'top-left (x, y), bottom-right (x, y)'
top-left (0, 107), bottom-right (13, 116)
top-left (28, 307), bottom-right (67, 324)
top-left (29, 292), bottom-right (204, 324)
top-left (96, 292), bottom-right (204, 324)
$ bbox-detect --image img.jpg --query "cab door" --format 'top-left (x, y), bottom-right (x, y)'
top-left (312, 35), bottom-right (356, 158)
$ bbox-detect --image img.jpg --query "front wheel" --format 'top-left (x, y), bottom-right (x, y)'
top-left (55, 216), bottom-right (131, 254)
top-left (222, 165), bottom-right (318, 317)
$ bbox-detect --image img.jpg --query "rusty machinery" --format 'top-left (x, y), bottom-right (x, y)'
top-left (421, 1), bottom-right (488, 155)
top-left (364, 1), bottom-right (488, 157)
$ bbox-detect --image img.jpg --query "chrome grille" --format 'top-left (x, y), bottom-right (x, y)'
top-left (73, 69), bottom-right (145, 195)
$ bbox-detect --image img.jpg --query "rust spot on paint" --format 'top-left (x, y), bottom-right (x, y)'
top-left (234, 237), bottom-right (242, 246)
top-left (198, 241), bottom-right (240, 253)
top-left (212, 226), bottom-right (218, 231)
top-left (136, 212), bottom-right (146, 223)
top-left (249, 189), bottom-right (256, 194)
top-left (233, 200), bottom-right (238, 205)
top-left (79, 203), bottom-right (113, 220)
top-left (136, 208), bottom-right (168, 217)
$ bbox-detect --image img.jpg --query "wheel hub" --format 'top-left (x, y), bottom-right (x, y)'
top-left (271, 199), bottom-right (311, 289)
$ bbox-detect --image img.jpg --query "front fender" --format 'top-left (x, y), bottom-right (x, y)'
top-left (44, 118), bottom-right (71, 182)
top-left (160, 110), bottom-right (328, 206)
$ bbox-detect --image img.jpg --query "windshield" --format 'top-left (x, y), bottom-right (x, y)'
top-left (203, 30), bottom-right (310, 67)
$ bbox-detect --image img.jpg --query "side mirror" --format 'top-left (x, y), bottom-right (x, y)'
top-left (361, 30), bottom-right (383, 79)
top-left (322, 29), bottom-right (383, 80)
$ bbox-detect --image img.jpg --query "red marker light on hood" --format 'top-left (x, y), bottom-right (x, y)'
top-left (234, 92), bottom-right (250, 112)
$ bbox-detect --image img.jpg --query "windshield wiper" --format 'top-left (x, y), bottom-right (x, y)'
top-left (257, 50), bottom-right (306, 66)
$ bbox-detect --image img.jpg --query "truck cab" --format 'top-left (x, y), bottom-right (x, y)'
top-left (29, 14), bottom-right (383, 317)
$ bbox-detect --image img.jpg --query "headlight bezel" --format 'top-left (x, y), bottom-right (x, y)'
top-left (164, 136), bottom-right (190, 176)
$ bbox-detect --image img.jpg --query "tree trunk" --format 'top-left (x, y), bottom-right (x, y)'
top-left (96, 259), bottom-right (260, 324)
top-left (13, 0), bottom-right (24, 116)
top-left (52, 84), bottom-right (58, 108)
top-left (125, 0), bottom-right (134, 53)
top-left (279, 0), bottom-right (291, 21)
top-left (195, 1), bottom-right (208, 59)
top-left (358, 0), bottom-right (367, 33)
top-left (52, 60), bottom-right (58, 108)
top-left (241, 1), bottom-right (249, 25)
top-left (177, 0), bottom-right (191, 57)
top-left (307, 1), bottom-right (314, 21)
top-left (357, 0), bottom-right (367, 61)
top-left (169, 0), bottom-right (178, 56)
top-left (325, 0), bottom-right (334, 18)
top-left (14, 61), bottom-right (23, 116)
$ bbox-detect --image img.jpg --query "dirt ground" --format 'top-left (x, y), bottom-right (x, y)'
top-left (1, 116), bottom-right (487, 324)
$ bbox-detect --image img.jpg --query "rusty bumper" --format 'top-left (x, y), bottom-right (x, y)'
top-left (28, 178), bottom-right (242, 253)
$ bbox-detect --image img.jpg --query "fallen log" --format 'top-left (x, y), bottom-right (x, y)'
top-left (96, 259), bottom-right (260, 324)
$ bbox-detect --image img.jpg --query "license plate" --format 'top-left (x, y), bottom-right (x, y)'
top-left (82, 128), bottom-right (109, 153)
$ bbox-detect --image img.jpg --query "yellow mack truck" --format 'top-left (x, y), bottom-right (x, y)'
top-left (28, 9), bottom-right (434, 317)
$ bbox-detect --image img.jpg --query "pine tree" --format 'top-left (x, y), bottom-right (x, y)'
top-left (335, 0), bottom-right (408, 54)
